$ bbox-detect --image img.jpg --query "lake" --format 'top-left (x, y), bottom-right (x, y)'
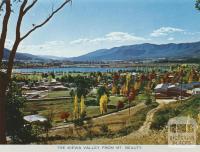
top-left (14, 66), bottom-right (170, 73)
top-left (13, 67), bottom-right (137, 73)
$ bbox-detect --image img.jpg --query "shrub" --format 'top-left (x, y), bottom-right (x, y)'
top-left (145, 95), bottom-right (152, 105)
top-left (80, 111), bottom-right (87, 120)
top-left (74, 119), bottom-right (84, 126)
top-left (100, 124), bottom-right (109, 134)
top-left (60, 112), bottom-right (70, 122)
top-left (107, 105), bottom-right (116, 109)
top-left (117, 101), bottom-right (124, 110)
top-left (85, 99), bottom-right (98, 106)
top-left (151, 108), bottom-right (180, 130)
top-left (73, 113), bottom-right (87, 127)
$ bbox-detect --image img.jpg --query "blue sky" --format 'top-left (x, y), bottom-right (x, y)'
top-left (4, 0), bottom-right (200, 57)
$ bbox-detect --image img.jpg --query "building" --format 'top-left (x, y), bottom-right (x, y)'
top-left (155, 83), bottom-right (190, 99)
top-left (24, 115), bottom-right (47, 123)
top-left (192, 88), bottom-right (200, 95)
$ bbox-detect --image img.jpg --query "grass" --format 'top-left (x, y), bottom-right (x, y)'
top-left (24, 95), bottom-right (129, 126)
top-left (24, 99), bottom-right (73, 125)
top-left (116, 102), bottom-right (159, 137)
top-left (108, 96), bottom-right (126, 106)
top-left (47, 101), bottom-right (159, 144)
top-left (44, 91), bottom-right (70, 98)
top-left (131, 102), bottom-right (158, 127)
top-left (136, 93), bottom-right (150, 101)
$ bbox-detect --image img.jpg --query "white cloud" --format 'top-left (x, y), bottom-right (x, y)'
top-left (70, 38), bottom-right (90, 45)
top-left (168, 37), bottom-right (174, 41)
top-left (6, 33), bottom-right (147, 57)
top-left (70, 32), bottom-right (146, 45)
top-left (18, 41), bottom-right (66, 56)
top-left (150, 27), bottom-right (184, 37)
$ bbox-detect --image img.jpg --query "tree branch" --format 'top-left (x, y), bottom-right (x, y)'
top-left (20, 0), bottom-right (71, 41)
top-left (0, 0), bottom-right (5, 12)
top-left (23, 0), bottom-right (37, 15)
top-left (6, 0), bottom-right (28, 78)
top-left (16, 0), bottom-right (28, 40)
top-left (7, 0), bottom-right (71, 79)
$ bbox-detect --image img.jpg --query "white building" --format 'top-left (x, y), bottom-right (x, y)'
top-left (192, 88), bottom-right (200, 95)
top-left (24, 115), bottom-right (47, 123)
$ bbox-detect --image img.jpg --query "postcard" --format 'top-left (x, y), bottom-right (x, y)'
top-left (0, 0), bottom-right (200, 151)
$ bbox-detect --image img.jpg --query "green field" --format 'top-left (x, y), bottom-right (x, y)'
top-left (44, 91), bottom-right (70, 98)
top-left (24, 93), bottom-right (129, 126)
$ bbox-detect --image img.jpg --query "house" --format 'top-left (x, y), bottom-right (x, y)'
top-left (132, 72), bottom-right (137, 76)
top-left (155, 83), bottom-right (169, 93)
top-left (167, 84), bottom-right (189, 97)
top-left (155, 83), bottom-right (170, 98)
top-left (192, 88), bottom-right (200, 95)
top-left (190, 82), bottom-right (200, 88)
top-left (16, 82), bottom-right (26, 87)
top-left (31, 85), bottom-right (49, 91)
top-left (24, 91), bottom-right (46, 99)
top-left (24, 115), bottom-right (47, 123)
top-left (155, 83), bottom-right (190, 99)
top-left (51, 85), bottom-right (68, 91)
top-left (181, 84), bottom-right (194, 90)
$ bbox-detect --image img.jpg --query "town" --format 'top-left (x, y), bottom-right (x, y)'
top-left (7, 63), bottom-right (200, 144)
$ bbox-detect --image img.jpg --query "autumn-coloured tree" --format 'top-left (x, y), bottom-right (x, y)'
top-left (112, 84), bottom-right (118, 95)
top-left (146, 81), bottom-right (152, 91)
top-left (128, 88), bottom-right (136, 101)
top-left (134, 80), bottom-right (141, 91)
top-left (117, 101), bottom-right (124, 110)
top-left (0, 0), bottom-right (72, 143)
top-left (120, 86), bottom-right (123, 96)
top-left (60, 112), bottom-right (70, 122)
top-left (73, 95), bottom-right (79, 119)
top-left (126, 73), bottom-right (131, 86)
top-left (120, 84), bottom-right (128, 96)
top-left (80, 95), bottom-right (86, 115)
top-left (188, 70), bottom-right (193, 83)
top-left (127, 87), bottom-right (136, 116)
top-left (99, 94), bottom-right (108, 114)
top-left (113, 72), bottom-right (120, 84)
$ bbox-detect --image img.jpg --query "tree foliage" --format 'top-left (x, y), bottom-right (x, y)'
top-left (99, 94), bottom-right (108, 114)
top-left (6, 82), bottom-right (36, 144)
top-left (80, 95), bottom-right (86, 115)
top-left (73, 94), bottom-right (79, 119)
top-left (61, 75), bottom-right (95, 98)
top-left (97, 86), bottom-right (109, 102)
top-left (196, 0), bottom-right (200, 10)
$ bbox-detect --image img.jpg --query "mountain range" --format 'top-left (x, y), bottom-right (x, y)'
top-left (3, 41), bottom-right (200, 61)
top-left (71, 41), bottom-right (200, 61)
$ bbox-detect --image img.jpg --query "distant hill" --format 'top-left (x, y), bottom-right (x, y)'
top-left (38, 55), bottom-right (68, 60)
top-left (71, 41), bottom-right (200, 61)
top-left (3, 48), bottom-right (46, 61)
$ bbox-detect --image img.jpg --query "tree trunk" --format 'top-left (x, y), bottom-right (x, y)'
top-left (0, 42), bottom-right (20, 144)
top-left (0, 74), bottom-right (7, 144)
